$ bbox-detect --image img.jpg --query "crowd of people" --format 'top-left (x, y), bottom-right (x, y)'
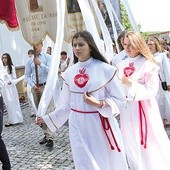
top-left (0, 29), bottom-right (170, 170)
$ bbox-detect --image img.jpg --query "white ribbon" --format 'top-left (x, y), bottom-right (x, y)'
top-left (11, 75), bottom-right (25, 85)
top-left (37, 0), bottom-right (66, 116)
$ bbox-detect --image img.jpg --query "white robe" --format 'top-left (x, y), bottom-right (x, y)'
top-left (43, 58), bottom-right (128, 170)
top-left (53, 57), bottom-right (70, 108)
top-left (117, 55), bottom-right (170, 170)
top-left (111, 50), bottom-right (129, 65)
top-left (26, 83), bottom-right (37, 114)
top-left (2, 66), bottom-right (23, 124)
top-left (153, 52), bottom-right (170, 123)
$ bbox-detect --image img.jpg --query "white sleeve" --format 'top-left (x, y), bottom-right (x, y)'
top-left (11, 66), bottom-right (17, 79)
top-left (128, 67), bottom-right (159, 101)
top-left (43, 82), bottom-right (71, 132)
top-left (97, 72), bottom-right (126, 117)
top-left (162, 55), bottom-right (170, 85)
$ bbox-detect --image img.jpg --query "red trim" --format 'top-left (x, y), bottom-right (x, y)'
top-left (99, 114), bottom-right (121, 152)
top-left (138, 101), bottom-right (147, 149)
top-left (71, 108), bottom-right (121, 152)
top-left (71, 108), bottom-right (98, 114)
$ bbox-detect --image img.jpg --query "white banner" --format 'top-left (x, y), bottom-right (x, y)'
top-left (15, 0), bottom-right (57, 45)
top-left (64, 0), bottom-right (86, 43)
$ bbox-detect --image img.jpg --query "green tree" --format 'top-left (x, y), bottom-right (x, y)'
top-left (120, 2), bottom-right (149, 40)
top-left (120, 2), bottom-right (133, 30)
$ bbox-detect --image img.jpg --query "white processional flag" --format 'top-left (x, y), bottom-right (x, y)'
top-left (15, 0), bottom-right (57, 45)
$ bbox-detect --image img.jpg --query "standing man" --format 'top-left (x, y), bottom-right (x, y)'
top-left (0, 59), bottom-right (11, 169)
top-left (25, 42), bottom-right (54, 151)
top-left (26, 49), bottom-right (37, 117)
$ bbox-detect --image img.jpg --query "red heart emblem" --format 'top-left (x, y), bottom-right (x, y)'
top-left (123, 62), bottom-right (135, 77)
top-left (74, 68), bottom-right (89, 88)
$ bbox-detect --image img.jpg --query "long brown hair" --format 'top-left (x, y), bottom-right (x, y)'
top-left (72, 31), bottom-right (109, 64)
top-left (2, 53), bottom-right (14, 74)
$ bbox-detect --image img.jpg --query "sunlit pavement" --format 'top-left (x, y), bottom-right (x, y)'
top-left (1, 103), bottom-right (170, 170)
top-left (2, 104), bottom-right (75, 170)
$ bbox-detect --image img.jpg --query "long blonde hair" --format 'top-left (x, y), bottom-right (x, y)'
top-left (124, 31), bottom-right (156, 63)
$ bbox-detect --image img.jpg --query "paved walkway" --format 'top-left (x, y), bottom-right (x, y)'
top-left (1, 103), bottom-right (170, 170)
top-left (2, 104), bottom-right (74, 170)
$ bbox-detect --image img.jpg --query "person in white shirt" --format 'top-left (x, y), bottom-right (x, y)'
top-left (25, 42), bottom-right (54, 151)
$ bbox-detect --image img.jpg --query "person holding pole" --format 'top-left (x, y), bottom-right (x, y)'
top-left (25, 41), bottom-right (54, 151)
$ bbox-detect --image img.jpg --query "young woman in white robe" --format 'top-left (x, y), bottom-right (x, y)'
top-left (37, 31), bottom-right (129, 170)
top-left (117, 31), bottom-right (170, 170)
top-left (1, 53), bottom-right (23, 126)
top-left (147, 37), bottom-right (170, 126)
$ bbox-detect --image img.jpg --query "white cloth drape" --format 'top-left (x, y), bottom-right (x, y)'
top-left (37, 0), bottom-right (66, 116)
top-left (37, 0), bottom-right (134, 117)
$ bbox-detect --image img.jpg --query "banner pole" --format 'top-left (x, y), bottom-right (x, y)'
top-left (33, 45), bottom-right (41, 104)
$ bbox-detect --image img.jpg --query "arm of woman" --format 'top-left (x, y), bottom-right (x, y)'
top-left (126, 66), bottom-right (160, 101)
top-left (100, 72), bottom-right (126, 116)
top-left (83, 70), bottom-right (126, 117)
top-left (37, 82), bottom-right (71, 132)
top-left (11, 66), bottom-right (17, 79)
top-left (7, 66), bottom-right (17, 85)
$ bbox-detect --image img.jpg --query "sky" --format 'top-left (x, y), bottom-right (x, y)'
top-left (127, 0), bottom-right (170, 32)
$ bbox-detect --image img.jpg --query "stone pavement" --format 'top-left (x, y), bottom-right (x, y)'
top-left (1, 103), bottom-right (170, 170)
top-left (1, 103), bottom-right (75, 170)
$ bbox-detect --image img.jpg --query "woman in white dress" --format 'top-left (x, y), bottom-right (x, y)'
top-left (54, 51), bottom-right (71, 108)
top-left (117, 31), bottom-right (170, 170)
top-left (1, 53), bottom-right (23, 127)
top-left (37, 31), bottom-right (128, 170)
top-left (58, 51), bottom-right (71, 90)
top-left (147, 37), bottom-right (170, 126)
